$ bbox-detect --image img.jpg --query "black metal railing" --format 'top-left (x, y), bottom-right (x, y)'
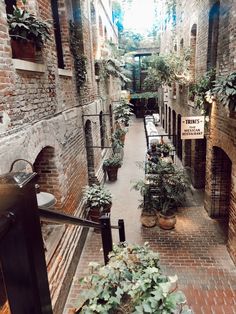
top-left (0, 171), bottom-right (126, 314)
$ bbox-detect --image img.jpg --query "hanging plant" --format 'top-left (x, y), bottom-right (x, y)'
top-left (69, 21), bottom-right (87, 92)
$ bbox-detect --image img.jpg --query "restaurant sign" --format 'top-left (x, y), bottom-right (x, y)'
top-left (181, 116), bottom-right (205, 139)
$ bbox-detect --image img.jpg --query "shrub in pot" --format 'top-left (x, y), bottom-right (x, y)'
top-left (113, 99), bottom-right (132, 126)
top-left (112, 127), bottom-right (128, 144)
top-left (103, 155), bottom-right (122, 181)
top-left (146, 160), bottom-right (189, 229)
top-left (83, 184), bottom-right (112, 222)
top-left (7, 0), bottom-right (51, 60)
top-left (75, 243), bottom-right (193, 313)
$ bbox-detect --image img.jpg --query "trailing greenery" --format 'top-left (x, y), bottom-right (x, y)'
top-left (77, 243), bottom-right (192, 313)
top-left (7, 0), bottom-right (51, 48)
top-left (131, 92), bottom-right (159, 99)
top-left (95, 58), bottom-right (131, 84)
top-left (103, 155), bottom-right (122, 168)
top-left (69, 21), bottom-right (87, 91)
top-left (83, 184), bottom-right (112, 209)
top-left (143, 51), bottom-right (191, 89)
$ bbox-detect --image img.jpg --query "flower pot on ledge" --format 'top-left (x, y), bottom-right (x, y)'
top-left (11, 40), bottom-right (36, 61)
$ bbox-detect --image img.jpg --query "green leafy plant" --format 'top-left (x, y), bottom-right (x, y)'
top-left (77, 243), bottom-right (193, 313)
top-left (7, 2), bottom-right (51, 48)
top-left (156, 143), bottom-right (173, 156)
top-left (211, 72), bottom-right (236, 112)
top-left (113, 100), bottom-right (132, 125)
top-left (83, 184), bottom-right (112, 209)
top-left (103, 155), bottom-right (122, 168)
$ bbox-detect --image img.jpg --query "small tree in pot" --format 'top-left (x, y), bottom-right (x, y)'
top-left (103, 155), bottom-right (122, 181)
top-left (83, 184), bottom-right (112, 223)
top-left (147, 160), bottom-right (189, 229)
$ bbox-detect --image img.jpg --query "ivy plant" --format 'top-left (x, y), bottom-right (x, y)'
top-left (76, 243), bottom-right (193, 313)
top-left (69, 21), bottom-right (87, 92)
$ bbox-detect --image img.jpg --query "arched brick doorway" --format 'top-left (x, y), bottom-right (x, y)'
top-left (34, 146), bottom-right (61, 210)
top-left (210, 146), bottom-right (232, 218)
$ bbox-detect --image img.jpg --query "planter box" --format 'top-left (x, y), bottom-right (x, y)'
top-left (11, 40), bottom-right (36, 62)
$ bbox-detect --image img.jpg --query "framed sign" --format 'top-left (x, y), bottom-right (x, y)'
top-left (181, 116), bottom-right (205, 139)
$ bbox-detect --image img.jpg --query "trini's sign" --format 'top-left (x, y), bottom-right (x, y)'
top-left (181, 116), bottom-right (205, 139)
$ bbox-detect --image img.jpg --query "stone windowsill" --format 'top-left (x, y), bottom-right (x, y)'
top-left (13, 59), bottom-right (45, 72)
top-left (58, 68), bottom-right (73, 77)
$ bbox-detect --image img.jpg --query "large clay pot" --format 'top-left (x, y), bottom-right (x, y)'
top-left (11, 39), bottom-right (36, 61)
top-left (140, 211), bottom-right (157, 228)
top-left (106, 166), bottom-right (119, 181)
top-left (158, 212), bottom-right (176, 230)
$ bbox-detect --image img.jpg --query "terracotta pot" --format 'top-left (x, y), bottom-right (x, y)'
top-left (158, 212), bottom-right (176, 230)
top-left (11, 39), bottom-right (36, 61)
top-left (140, 211), bottom-right (157, 228)
top-left (106, 166), bottom-right (119, 181)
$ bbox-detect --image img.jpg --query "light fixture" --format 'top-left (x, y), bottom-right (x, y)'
top-left (9, 159), bottom-right (56, 209)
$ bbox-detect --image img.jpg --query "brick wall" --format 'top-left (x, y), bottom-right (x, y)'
top-left (159, 0), bottom-right (236, 264)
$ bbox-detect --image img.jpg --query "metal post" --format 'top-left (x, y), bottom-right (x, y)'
top-left (118, 219), bottom-right (126, 243)
top-left (100, 214), bottom-right (113, 265)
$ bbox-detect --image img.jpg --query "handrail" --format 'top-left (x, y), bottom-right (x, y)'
top-left (39, 208), bottom-right (101, 229)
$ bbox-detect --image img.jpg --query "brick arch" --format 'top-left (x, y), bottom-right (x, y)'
top-left (33, 146), bottom-right (62, 210)
top-left (99, 111), bottom-right (105, 149)
top-left (190, 23), bottom-right (197, 81)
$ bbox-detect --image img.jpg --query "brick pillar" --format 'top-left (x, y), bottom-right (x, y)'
top-left (183, 140), bottom-right (192, 168)
top-left (191, 138), bottom-right (206, 188)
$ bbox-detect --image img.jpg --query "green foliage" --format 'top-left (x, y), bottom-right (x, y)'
top-left (83, 184), bottom-right (112, 209)
top-left (7, 4), bottom-right (51, 48)
top-left (211, 72), bottom-right (236, 112)
top-left (119, 30), bottom-right (144, 53)
top-left (78, 243), bottom-right (192, 313)
top-left (95, 58), bottom-right (131, 84)
top-left (69, 21), bottom-right (87, 91)
top-left (103, 155), bottom-right (122, 168)
top-left (131, 92), bottom-right (159, 99)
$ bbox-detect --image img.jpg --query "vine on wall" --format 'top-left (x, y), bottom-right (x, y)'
top-left (69, 21), bottom-right (87, 93)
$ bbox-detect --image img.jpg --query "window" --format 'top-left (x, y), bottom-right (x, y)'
top-left (5, 0), bottom-right (16, 14)
top-left (51, 0), bottom-right (64, 68)
top-left (207, 2), bottom-right (220, 70)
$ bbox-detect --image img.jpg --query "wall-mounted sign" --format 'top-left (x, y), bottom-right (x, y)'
top-left (181, 116), bottom-right (205, 139)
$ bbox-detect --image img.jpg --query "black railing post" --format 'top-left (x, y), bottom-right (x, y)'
top-left (118, 219), bottom-right (126, 243)
top-left (0, 172), bottom-right (53, 314)
top-left (100, 214), bottom-right (113, 265)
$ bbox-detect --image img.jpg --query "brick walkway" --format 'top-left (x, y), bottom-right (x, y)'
top-left (63, 117), bottom-right (236, 314)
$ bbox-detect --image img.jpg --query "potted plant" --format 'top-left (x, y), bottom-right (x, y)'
top-left (148, 160), bottom-right (189, 229)
top-left (74, 243), bottom-right (193, 313)
top-left (132, 174), bottom-right (159, 228)
top-left (7, 0), bottom-right (51, 61)
top-left (103, 155), bottom-right (122, 181)
top-left (83, 184), bottom-right (112, 222)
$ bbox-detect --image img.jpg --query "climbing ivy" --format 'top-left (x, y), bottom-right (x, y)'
top-left (69, 21), bottom-right (87, 92)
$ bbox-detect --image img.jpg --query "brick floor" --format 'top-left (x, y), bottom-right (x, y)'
top-left (63, 117), bottom-right (236, 314)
